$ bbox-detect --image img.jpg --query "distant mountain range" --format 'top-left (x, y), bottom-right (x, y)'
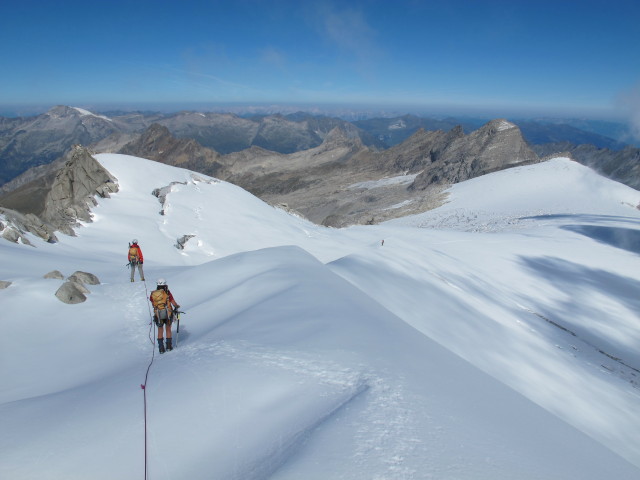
top-left (0, 106), bottom-right (635, 183)
top-left (0, 105), bottom-right (638, 229)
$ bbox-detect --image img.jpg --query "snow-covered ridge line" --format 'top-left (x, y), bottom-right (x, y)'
top-left (1, 154), bottom-right (640, 478)
top-left (72, 106), bottom-right (113, 122)
top-left (497, 119), bottom-right (516, 131)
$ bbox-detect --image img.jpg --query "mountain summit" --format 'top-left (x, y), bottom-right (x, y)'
top-left (410, 119), bottom-right (539, 189)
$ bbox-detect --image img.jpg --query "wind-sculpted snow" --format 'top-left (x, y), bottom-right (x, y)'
top-left (1, 154), bottom-right (640, 479)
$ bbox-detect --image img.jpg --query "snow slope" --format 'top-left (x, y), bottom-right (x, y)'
top-left (1, 154), bottom-right (639, 479)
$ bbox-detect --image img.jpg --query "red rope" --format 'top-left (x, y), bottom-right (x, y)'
top-left (140, 280), bottom-right (155, 480)
top-left (141, 348), bottom-right (155, 480)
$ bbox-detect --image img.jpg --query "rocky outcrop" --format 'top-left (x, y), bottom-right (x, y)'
top-left (410, 120), bottom-right (539, 190)
top-left (40, 145), bottom-right (119, 235)
top-left (55, 281), bottom-right (88, 304)
top-left (120, 123), bottom-right (225, 178)
top-left (54, 270), bottom-right (100, 304)
top-left (68, 271), bottom-right (100, 286)
top-left (0, 280), bottom-right (11, 289)
top-left (377, 126), bottom-right (465, 172)
top-left (0, 208), bottom-right (56, 243)
top-left (44, 270), bottom-right (64, 279)
top-left (175, 234), bottom-right (196, 250)
top-left (0, 145), bottom-right (118, 242)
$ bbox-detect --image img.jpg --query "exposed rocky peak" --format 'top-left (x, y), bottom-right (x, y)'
top-left (120, 123), bottom-right (224, 177)
top-left (0, 144), bottom-right (119, 243)
top-left (410, 119), bottom-right (539, 190)
top-left (41, 145), bottom-right (119, 235)
top-left (378, 126), bottom-right (466, 172)
top-left (317, 125), bottom-right (365, 151)
top-left (484, 118), bottom-right (518, 133)
top-left (120, 123), bottom-right (183, 161)
top-left (28, 105), bottom-right (117, 137)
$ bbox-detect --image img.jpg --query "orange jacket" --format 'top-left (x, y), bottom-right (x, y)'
top-left (128, 244), bottom-right (144, 263)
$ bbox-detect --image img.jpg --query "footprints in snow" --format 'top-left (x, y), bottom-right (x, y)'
top-left (180, 341), bottom-right (423, 473)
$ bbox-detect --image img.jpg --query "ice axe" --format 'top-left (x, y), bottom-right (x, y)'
top-left (174, 310), bottom-right (186, 347)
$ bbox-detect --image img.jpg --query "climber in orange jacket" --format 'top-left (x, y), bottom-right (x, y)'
top-left (128, 239), bottom-right (145, 282)
top-left (150, 278), bottom-right (180, 353)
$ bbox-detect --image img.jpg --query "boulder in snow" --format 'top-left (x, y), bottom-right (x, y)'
top-left (68, 271), bottom-right (100, 285)
top-left (55, 281), bottom-right (87, 304)
top-left (44, 270), bottom-right (65, 280)
top-left (175, 234), bottom-right (195, 250)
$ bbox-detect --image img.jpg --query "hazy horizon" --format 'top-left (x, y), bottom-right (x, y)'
top-left (2, 0), bottom-right (638, 134)
top-left (0, 101), bottom-right (631, 123)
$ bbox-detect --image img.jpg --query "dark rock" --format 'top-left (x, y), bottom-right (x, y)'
top-left (55, 281), bottom-right (87, 304)
top-left (44, 270), bottom-right (64, 279)
top-left (0, 208), bottom-right (54, 243)
top-left (40, 145), bottom-right (119, 235)
top-left (67, 271), bottom-right (100, 285)
top-left (175, 235), bottom-right (195, 250)
top-left (410, 119), bottom-right (539, 190)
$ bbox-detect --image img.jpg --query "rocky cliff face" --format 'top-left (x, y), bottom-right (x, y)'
top-left (0, 208), bottom-right (57, 244)
top-left (376, 126), bottom-right (465, 172)
top-left (41, 145), bottom-right (119, 235)
top-left (0, 145), bottom-right (119, 242)
top-left (410, 119), bottom-right (539, 190)
top-left (120, 123), bottom-right (225, 177)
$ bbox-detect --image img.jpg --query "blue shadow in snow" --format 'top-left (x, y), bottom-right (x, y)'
top-left (518, 256), bottom-right (640, 369)
top-left (520, 214), bottom-right (640, 255)
top-left (521, 214), bottom-right (639, 226)
top-left (561, 225), bottom-right (640, 255)
top-left (520, 256), bottom-right (640, 311)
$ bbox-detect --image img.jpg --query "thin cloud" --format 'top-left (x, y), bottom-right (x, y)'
top-left (260, 46), bottom-right (287, 70)
top-left (314, 3), bottom-right (384, 75)
top-left (616, 82), bottom-right (640, 142)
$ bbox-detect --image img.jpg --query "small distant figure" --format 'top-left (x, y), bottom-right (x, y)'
top-left (150, 278), bottom-right (180, 354)
top-left (381, 239), bottom-right (384, 246)
top-left (128, 239), bottom-right (145, 282)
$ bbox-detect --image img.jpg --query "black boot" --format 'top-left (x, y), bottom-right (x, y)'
top-left (158, 338), bottom-right (165, 354)
top-left (166, 338), bottom-right (173, 351)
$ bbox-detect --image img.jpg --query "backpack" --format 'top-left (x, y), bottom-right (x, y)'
top-left (151, 289), bottom-right (169, 310)
top-left (128, 245), bottom-right (139, 262)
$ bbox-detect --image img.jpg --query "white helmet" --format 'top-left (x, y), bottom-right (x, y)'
top-left (156, 278), bottom-right (167, 286)
top-left (132, 239), bottom-right (138, 244)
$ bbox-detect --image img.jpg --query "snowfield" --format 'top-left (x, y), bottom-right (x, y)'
top-left (1, 154), bottom-right (639, 479)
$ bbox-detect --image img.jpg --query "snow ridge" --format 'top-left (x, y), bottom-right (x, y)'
top-left (1, 155), bottom-right (640, 479)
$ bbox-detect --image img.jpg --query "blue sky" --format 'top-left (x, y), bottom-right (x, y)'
top-left (1, 0), bottom-right (639, 121)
